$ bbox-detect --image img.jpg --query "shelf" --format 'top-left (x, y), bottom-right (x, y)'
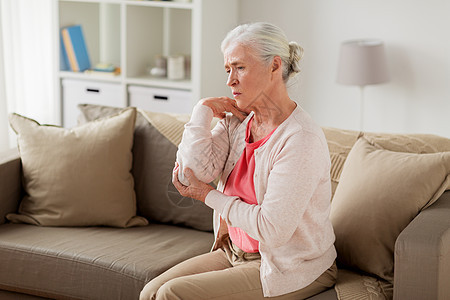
top-left (60, 71), bottom-right (192, 90)
top-left (59, 1), bottom-right (121, 71)
top-left (125, 0), bottom-right (193, 9)
top-left (59, 71), bottom-right (123, 83)
top-left (59, 0), bottom-right (123, 4)
top-left (125, 4), bottom-right (191, 82)
top-left (126, 76), bottom-right (192, 90)
top-left (56, 0), bottom-right (238, 126)
top-left (59, 0), bottom-right (193, 9)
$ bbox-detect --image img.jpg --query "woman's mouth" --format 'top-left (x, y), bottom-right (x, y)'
top-left (233, 92), bottom-right (241, 97)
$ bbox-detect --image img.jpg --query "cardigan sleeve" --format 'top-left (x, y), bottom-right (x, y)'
top-left (176, 103), bottom-right (231, 186)
top-left (205, 132), bottom-right (331, 248)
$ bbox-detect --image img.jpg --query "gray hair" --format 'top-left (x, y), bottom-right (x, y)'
top-left (221, 22), bottom-right (304, 83)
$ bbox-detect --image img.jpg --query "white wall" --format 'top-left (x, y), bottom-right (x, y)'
top-left (238, 0), bottom-right (450, 137)
top-left (0, 3), bottom-right (10, 152)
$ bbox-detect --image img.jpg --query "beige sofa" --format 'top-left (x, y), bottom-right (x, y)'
top-left (0, 104), bottom-right (449, 300)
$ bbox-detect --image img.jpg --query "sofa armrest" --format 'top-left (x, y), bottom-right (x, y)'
top-left (394, 190), bottom-right (450, 300)
top-left (0, 148), bottom-right (21, 224)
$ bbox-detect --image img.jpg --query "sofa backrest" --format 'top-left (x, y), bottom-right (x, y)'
top-left (0, 148), bottom-right (22, 224)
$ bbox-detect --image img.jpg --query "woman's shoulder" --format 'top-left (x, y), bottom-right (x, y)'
top-left (281, 107), bottom-right (322, 136)
top-left (279, 107), bottom-right (328, 149)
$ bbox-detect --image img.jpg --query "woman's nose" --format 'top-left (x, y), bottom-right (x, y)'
top-left (227, 71), bottom-right (238, 86)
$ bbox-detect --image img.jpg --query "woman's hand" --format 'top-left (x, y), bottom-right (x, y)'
top-left (200, 97), bottom-right (246, 122)
top-left (172, 163), bottom-right (215, 203)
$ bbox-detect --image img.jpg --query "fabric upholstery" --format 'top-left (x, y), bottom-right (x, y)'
top-left (322, 127), bottom-right (450, 199)
top-left (78, 104), bottom-right (214, 231)
top-left (0, 149), bottom-right (21, 225)
top-left (7, 108), bottom-right (147, 227)
top-left (306, 289), bottom-right (338, 300)
top-left (394, 190), bottom-right (450, 300)
top-left (334, 269), bottom-right (393, 300)
top-left (0, 290), bottom-right (48, 300)
top-left (330, 137), bottom-right (450, 282)
top-left (321, 127), bottom-right (362, 198)
top-left (0, 223), bottom-right (213, 300)
top-left (364, 132), bottom-right (450, 153)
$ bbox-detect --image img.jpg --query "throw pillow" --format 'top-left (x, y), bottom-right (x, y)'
top-left (330, 137), bottom-right (450, 282)
top-left (322, 127), bottom-right (450, 200)
top-left (7, 108), bottom-right (148, 228)
top-left (77, 104), bottom-right (214, 231)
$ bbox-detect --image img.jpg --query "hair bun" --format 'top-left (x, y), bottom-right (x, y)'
top-left (288, 41), bottom-right (304, 77)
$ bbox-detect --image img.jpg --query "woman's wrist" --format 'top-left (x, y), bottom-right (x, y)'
top-left (199, 185), bottom-right (215, 203)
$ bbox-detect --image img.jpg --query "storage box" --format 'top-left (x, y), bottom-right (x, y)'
top-left (128, 85), bottom-right (192, 114)
top-left (62, 79), bottom-right (124, 128)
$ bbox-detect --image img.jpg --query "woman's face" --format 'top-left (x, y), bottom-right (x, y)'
top-left (224, 43), bottom-right (272, 112)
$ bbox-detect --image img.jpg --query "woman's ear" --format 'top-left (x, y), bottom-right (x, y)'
top-left (271, 56), bottom-right (282, 73)
top-left (270, 56), bottom-right (283, 80)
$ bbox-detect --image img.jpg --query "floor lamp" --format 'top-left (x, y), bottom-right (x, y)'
top-left (336, 40), bottom-right (389, 130)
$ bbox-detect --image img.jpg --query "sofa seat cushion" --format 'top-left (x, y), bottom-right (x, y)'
top-left (0, 223), bottom-right (213, 300)
top-left (0, 290), bottom-right (49, 300)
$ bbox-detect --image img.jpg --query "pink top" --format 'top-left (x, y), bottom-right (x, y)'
top-left (223, 117), bottom-right (276, 253)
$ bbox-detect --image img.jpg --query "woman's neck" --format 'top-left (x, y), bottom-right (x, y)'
top-left (248, 90), bottom-right (297, 142)
top-left (251, 91), bottom-right (296, 128)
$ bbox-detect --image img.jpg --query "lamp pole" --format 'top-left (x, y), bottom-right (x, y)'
top-left (359, 85), bottom-right (365, 131)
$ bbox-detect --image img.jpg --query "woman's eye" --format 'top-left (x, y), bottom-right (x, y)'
top-left (237, 66), bottom-right (244, 70)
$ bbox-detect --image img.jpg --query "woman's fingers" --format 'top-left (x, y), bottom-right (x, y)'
top-left (172, 164), bottom-right (190, 195)
top-left (171, 167), bottom-right (213, 203)
top-left (228, 105), bottom-right (246, 122)
top-left (222, 97), bottom-right (247, 121)
top-left (201, 97), bottom-right (246, 121)
top-left (172, 166), bottom-right (183, 189)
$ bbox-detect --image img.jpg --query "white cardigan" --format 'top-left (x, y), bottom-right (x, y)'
top-left (176, 103), bottom-right (336, 297)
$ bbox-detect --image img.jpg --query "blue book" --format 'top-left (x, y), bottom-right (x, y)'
top-left (59, 36), bottom-right (69, 71)
top-left (61, 25), bottom-right (91, 72)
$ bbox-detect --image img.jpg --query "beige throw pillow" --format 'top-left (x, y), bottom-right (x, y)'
top-left (7, 108), bottom-right (148, 228)
top-left (330, 137), bottom-right (450, 282)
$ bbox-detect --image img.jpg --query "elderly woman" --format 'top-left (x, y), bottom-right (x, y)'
top-left (140, 22), bottom-right (337, 300)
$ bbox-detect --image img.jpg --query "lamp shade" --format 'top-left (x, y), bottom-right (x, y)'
top-left (336, 39), bottom-right (389, 86)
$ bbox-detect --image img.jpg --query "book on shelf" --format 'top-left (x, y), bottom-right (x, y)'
top-left (60, 25), bottom-right (91, 72)
top-left (84, 64), bottom-right (121, 77)
top-left (59, 38), bottom-right (70, 71)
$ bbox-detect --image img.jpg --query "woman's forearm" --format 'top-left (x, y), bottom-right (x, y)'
top-left (176, 103), bottom-right (230, 186)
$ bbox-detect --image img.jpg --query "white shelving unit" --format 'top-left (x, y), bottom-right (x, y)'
top-left (54, 0), bottom-right (238, 127)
